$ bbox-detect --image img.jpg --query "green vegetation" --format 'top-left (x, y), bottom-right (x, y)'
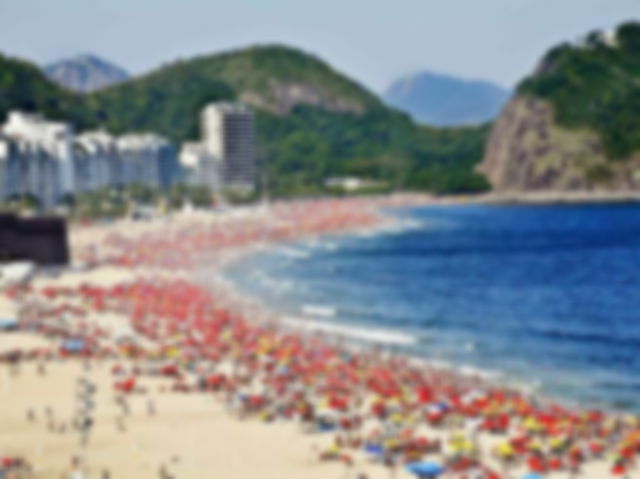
top-left (0, 193), bottom-right (41, 215)
top-left (0, 53), bottom-right (87, 125)
top-left (170, 45), bottom-right (380, 111)
top-left (67, 184), bottom-right (214, 220)
top-left (258, 106), bottom-right (489, 196)
top-left (84, 67), bottom-right (234, 141)
top-left (0, 45), bottom-right (491, 197)
top-left (518, 21), bottom-right (640, 160)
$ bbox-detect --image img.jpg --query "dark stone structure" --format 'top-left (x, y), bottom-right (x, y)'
top-left (0, 214), bottom-right (69, 266)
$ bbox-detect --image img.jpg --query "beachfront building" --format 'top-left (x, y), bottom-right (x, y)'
top-left (0, 136), bottom-right (63, 208)
top-left (116, 133), bottom-right (177, 188)
top-left (1, 112), bottom-right (74, 205)
top-left (324, 176), bottom-right (386, 193)
top-left (179, 142), bottom-right (219, 190)
top-left (0, 110), bottom-right (181, 208)
top-left (201, 103), bottom-right (256, 193)
top-left (74, 130), bottom-right (120, 193)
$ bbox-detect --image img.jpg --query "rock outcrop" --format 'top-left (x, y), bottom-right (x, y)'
top-left (239, 80), bottom-right (365, 116)
top-left (477, 96), bottom-right (640, 192)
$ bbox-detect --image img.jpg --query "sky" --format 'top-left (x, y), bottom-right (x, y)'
top-left (0, 0), bottom-right (638, 93)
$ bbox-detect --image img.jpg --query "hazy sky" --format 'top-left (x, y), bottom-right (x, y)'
top-left (0, 0), bottom-right (638, 93)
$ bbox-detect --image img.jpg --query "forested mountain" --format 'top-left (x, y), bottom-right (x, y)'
top-left (0, 53), bottom-right (86, 123)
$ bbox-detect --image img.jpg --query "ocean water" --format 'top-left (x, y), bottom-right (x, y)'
top-left (224, 203), bottom-right (640, 411)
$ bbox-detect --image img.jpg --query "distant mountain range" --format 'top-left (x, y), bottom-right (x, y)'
top-left (384, 71), bottom-right (510, 126)
top-left (44, 54), bottom-right (129, 92)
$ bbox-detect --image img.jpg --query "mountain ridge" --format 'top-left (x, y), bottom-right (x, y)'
top-left (44, 54), bottom-right (129, 92)
top-left (384, 70), bottom-right (510, 126)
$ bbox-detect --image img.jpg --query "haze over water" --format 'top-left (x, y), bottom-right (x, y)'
top-left (226, 204), bottom-right (640, 411)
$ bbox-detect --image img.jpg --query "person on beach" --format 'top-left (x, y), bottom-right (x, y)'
top-left (158, 464), bottom-right (174, 479)
top-left (60, 456), bottom-right (85, 479)
top-left (147, 398), bottom-right (156, 416)
top-left (26, 408), bottom-right (35, 422)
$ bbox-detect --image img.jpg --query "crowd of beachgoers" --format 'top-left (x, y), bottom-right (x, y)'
top-left (1, 195), bottom-right (639, 479)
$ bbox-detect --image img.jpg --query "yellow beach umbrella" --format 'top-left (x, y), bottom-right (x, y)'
top-left (497, 442), bottom-right (514, 458)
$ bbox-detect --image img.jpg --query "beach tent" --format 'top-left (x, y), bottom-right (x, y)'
top-left (405, 461), bottom-right (444, 478)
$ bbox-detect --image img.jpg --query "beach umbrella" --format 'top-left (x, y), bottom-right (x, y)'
top-left (61, 339), bottom-right (86, 353)
top-left (520, 474), bottom-right (543, 479)
top-left (364, 444), bottom-right (385, 458)
top-left (405, 461), bottom-right (444, 478)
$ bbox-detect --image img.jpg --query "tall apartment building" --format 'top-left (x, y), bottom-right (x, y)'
top-left (201, 103), bottom-right (256, 193)
top-left (2, 112), bottom-right (74, 201)
top-left (0, 111), bottom-right (180, 209)
top-left (179, 142), bottom-right (219, 190)
top-left (74, 130), bottom-right (119, 193)
top-left (0, 137), bottom-right (60, 207)
top-left (117, 133), bottom-right (175, 188)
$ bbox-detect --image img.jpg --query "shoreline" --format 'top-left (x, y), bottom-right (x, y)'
top-left (471, 190), bottom-right (640, 205)
top-left (211, 228), bottom-right (610, 418)
top-left (208, 201), bottom-right (640, 419)
top-left (1, 195), bottom-right (638, 479)
top-left (181, 200), bottom-right (639, 418)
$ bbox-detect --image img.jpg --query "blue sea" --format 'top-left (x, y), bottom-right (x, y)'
top-left (224, 203), bottom-right (640, 411)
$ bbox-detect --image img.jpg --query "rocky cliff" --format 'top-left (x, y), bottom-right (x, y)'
top-left (478, 22), bottom-right (640, 193)
top-left (478, 96), bottom-right (640, 192)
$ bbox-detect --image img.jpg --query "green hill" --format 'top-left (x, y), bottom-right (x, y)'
top-left (0, 53), bottom-right (86, 124)
top-left (86, 45), bottom-right (489, 196)
top-left (0, 45), bottom-right (490, 196)
top-left (85, 45), bottom-right (385, 142)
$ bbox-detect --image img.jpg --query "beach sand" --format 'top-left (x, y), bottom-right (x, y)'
top-left (0, 197), bottom-right (633, 479)
top-left (1, 359), bottom-right (383, 479)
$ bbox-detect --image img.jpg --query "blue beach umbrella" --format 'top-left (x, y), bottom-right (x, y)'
top-left (521, 474), bottom-right (543, 479)
top-left (61, 339), bottom-right (86, 353)
top-left (405, 461), bottom-right (444, 478)
top-left (364, 443), bottom-right (384, 457)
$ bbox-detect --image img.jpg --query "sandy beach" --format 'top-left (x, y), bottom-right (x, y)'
top-left (1, 196), bottom-right (638, 479)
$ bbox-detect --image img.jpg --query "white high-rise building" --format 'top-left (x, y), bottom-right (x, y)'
top-left (3, 111), bottom-right (75, 197)
top-left (179, 142), bottom-right (219, 191)
top-left (116, 133), bottom-right (177, 188)
top-left (0, 111), bottom-right (181, 209)
top-left (75, 130), bottom-right (120, 193)
top-left (0, 137), bottom-right (12, 202)
top-left (201, 103), bottom-right (256, 192)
